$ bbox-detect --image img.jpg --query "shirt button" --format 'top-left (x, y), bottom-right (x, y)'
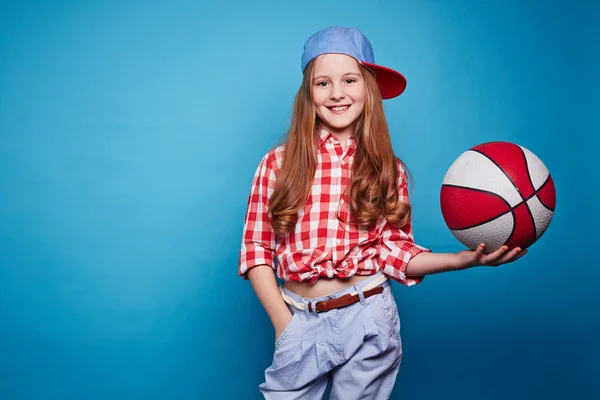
top-left (341, 160), bottom-right (345, 165)
top-left (336, 239), bottom-right (341, 244)
top-left (340, 199), bottom-right (344, 204)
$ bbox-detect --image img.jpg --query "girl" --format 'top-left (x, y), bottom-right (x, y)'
top-left (238, 26), bottom-right (526, 399)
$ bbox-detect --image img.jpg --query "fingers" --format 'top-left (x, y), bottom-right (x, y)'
top-left (491, 247), bottom-right (528, 266)
top-left (482, 245), bottom-right (510, 265)
top-left (475, 243), bottom-right (486, 258)
top-left (472, 243), bottom-right (529, 267)
top-left (503, 247), bottom-right (527, 263)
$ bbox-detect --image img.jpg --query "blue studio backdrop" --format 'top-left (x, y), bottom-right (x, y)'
top-left (1, 1), bottom-right (598, 399)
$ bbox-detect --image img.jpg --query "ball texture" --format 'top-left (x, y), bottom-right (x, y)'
top-left (440, 142), bottom-right (556, 253)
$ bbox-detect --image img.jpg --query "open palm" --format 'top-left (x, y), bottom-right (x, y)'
top-left (458, 243), bottom-right (528, 268)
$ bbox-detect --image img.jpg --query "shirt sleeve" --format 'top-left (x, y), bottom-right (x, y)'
top-left (238, 153), bottom-right (278, 279)
top-left (379, 162), bottom-right (431, 286)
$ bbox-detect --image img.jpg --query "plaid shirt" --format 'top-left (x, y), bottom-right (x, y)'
top-left (239, 130), bottom-right (429, 286)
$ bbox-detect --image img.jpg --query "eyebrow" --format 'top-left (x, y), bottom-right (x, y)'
top-left (313, 72), bottom-right (362, 81)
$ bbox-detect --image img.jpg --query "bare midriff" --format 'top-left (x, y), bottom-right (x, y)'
top-left (284, 274), bottom-right (372, 299)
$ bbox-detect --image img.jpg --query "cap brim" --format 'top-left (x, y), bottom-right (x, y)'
top-left (362, 62), bottom-right (407, 99)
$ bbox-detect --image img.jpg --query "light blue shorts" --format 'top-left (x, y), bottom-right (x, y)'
top-left (259, 272), bottom-right (403, 399)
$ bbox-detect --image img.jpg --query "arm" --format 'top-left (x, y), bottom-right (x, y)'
top-left (378, 160), bottom-right (431, 285)
top-left (381, 161), bottom-right (527, 283)
top-left (239, 151), bottom-right (292, 339)
top-left (247, 265), bottom-right (292, 339)
top-left (405, 243), bottom-right (528, 278)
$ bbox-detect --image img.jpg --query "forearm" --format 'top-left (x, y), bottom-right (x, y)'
top-left (247, 264), bottom-right (291, 328)
top-left (405, 251), bottom-right (463, 278)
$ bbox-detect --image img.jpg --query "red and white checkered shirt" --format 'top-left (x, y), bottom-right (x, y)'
top-left (239, 130), bottom-right (430, 286)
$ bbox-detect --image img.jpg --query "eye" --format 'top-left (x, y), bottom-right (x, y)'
top-left (345, 78), bottom-right (357, 84)
top-left (316, 81), bottom-right (329, 87)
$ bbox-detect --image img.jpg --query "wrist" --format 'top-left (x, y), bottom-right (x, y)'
top-left (453, 252), bottom-right (474, 271)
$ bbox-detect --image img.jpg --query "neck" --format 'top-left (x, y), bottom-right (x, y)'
top-left (321, 124), bottom-right (354, 149)
top-left (332, 132), bottom-right (351, 148)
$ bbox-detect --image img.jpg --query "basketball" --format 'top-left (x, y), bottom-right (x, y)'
top-left (440, 142), bottom-right (556, 254)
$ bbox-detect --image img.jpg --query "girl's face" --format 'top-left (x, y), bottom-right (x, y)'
top-left (311, 54), bottom-right (366, 138)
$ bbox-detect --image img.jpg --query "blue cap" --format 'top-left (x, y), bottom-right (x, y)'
top-left (300, 26), bottom-right (407, 99)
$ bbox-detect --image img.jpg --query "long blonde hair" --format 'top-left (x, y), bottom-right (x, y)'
top-left (269, 58), bottom-right (411, 234)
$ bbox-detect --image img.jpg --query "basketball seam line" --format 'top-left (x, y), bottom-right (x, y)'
top-left (442, 183), bottom-right (551, 232)
top-left (536, 175), bottom-right (555, 212)
top-left (501, 202), bottom-right (536, 247)
top-left (441, 184), bottom-right (511, 229)
top-left (519, 145), bottom-right (539, 201)
top-left (470, 148), bottom-right (526, 203)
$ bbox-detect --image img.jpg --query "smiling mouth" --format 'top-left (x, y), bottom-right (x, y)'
top-left (327, 105), bottom-right (351, 113)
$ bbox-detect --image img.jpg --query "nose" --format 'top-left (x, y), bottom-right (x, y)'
top-left (329, 83), bottom-right (346, 101)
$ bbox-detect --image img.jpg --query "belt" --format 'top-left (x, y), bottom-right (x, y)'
top-left (307, 286), bottom-right (384, 313)
top-left (280, 274), bottom-right (388, 313)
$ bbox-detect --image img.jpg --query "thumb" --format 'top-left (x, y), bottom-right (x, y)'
top-left (475, 243), bottom-right (485, 258)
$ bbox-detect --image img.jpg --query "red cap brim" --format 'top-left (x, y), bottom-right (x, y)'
top-left (362, 62), bottom-right (407, 99)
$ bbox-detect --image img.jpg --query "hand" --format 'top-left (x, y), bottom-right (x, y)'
top-left (274, 312), bottom-right (294, 341)
top-left (457, 243), bottom-right (527, 270)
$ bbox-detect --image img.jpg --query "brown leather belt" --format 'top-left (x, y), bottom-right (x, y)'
top-left (307, 285), bottom-right (384, 313)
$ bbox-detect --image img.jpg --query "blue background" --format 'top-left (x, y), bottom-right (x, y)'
top-left (1, 1), bottom-right (598, 399)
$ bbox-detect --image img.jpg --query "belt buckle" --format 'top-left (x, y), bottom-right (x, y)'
top-left (308, 301), bottom-right (324, 314)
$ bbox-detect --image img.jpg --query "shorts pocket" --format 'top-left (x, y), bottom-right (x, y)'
top-left (275, 312), bottom-right (300, 350)
top-left (269, 311), bottom-right (308, 390)
top-left (376, 286), bottom-right (401, 340)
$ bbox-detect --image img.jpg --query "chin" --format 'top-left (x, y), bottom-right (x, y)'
top-left (325, 119), bottom-right (356, 130)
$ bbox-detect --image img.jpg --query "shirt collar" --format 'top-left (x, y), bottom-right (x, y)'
top-left (317, 129), bottom-right (357, 149)
top-left (317, 129), bottom-right (332, 147)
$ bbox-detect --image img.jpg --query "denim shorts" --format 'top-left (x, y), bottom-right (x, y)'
top-left (259, 271), bottom-right (403, 400)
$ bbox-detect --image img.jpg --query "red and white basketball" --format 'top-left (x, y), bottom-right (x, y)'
top-left (440, 142), bottom-right (556, 253)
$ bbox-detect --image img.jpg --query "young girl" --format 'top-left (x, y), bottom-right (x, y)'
top-left (238, 26), bottom-right (526, 399)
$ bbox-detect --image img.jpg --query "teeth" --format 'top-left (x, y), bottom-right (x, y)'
top-left (331, 106), bottom-right (349, 111)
